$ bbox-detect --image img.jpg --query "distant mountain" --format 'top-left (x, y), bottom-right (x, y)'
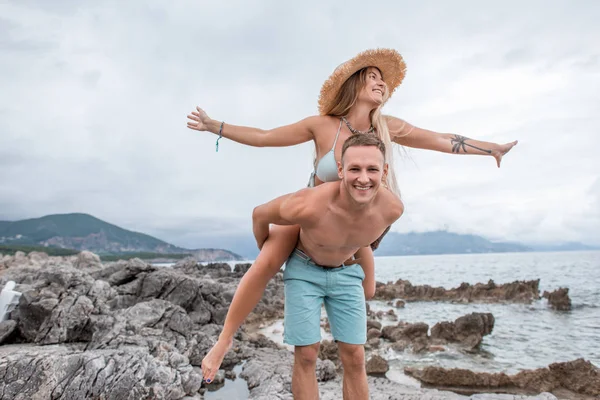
top-left (527, 242), bottom-right (600, 252)
top-left (210, 230), bottom-right (534, 260)
top-left (374, 230), bottom-right (532, 256)
top-left (0, 213), bottom-right (243, 261)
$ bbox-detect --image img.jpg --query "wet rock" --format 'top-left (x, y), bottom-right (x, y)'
top-left (366, 355), bottom-right (389, 376)
top-left (387, 308), bottom-right (398, 321)
top-left (403, 322), bottom-right (429, 340)
top-left (431, 321), bottom-right (456, 342)
top-left (366, 336), bottom-right (380, 350)
top-left (430, 313), bottom-right (495, 350)
top-left (367, 328), bottom-right (382, 340)
top-left (429, 345), bottom-right (446, 352)
top-left (375, 278), bottom-right (540, 304)
top-left (395, 299), bottom-right (406, 308)
top-left (225, 370), bottom-right (237, 380)
top-left (429, 312), bottom-right (496, 350)
top-left (546, 358), bottom-right (600, 396)
top-left (367, 319), bottom-right (382, 330)
top-left (381, 313), bottom-right (494, 353)
top-left (454, 313), bottom-right (494, 349)
top-left (211, 370), bottom-right (226, 385)
top-left (542, 288), bottom-right (572, 311)
top-left (405, 358), bottom-right (599, 398)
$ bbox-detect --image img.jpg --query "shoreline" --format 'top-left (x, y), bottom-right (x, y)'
top-left (0, 252), bottom-right (597, 399)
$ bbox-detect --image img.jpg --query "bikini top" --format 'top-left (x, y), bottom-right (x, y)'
top-left (315, 119), bottom-right (343, 183)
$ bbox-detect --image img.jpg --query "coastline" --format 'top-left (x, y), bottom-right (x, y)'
top-left (0, 251), bottom-right (597, 399)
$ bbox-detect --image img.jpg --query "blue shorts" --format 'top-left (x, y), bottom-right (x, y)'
top-left (283, 249), bottom-right (367, 346)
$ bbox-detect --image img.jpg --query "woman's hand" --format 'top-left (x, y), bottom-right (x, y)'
top-left (491, 140), bottom-right (518, 168)
top-left (187, 106), bottom-right (212, 132)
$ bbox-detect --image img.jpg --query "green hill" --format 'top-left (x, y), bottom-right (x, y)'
top-left (0, 213), bottom-right (243, 261)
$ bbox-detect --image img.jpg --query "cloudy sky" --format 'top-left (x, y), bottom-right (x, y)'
top-left (1, 0), bottom-right (599, 251)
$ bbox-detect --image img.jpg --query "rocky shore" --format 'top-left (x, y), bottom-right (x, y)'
top-left (0, 251), bottom-right (594, 399)
top-left (374, 279), bottom-right (543, 304)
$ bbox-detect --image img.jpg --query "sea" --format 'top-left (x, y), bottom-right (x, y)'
top-left (195, 250), bottom-right (600, 398)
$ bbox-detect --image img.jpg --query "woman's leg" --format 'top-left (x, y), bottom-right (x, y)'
top-left (201, 224), bottom-right (300, 382)
top-left (353, 246), bottom-right (376, 300)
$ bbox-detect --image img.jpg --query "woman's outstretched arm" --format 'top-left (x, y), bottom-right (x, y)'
top-left (187, 106), bottom-right (317, 147)
top-left (387, 116), bottom-right (518, 168)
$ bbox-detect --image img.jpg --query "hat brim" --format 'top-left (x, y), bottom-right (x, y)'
top-left (318, 48), bottom-right (407, 116)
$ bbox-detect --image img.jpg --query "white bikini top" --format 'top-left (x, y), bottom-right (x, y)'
top-left (314, 119), bottom-right (343, 183)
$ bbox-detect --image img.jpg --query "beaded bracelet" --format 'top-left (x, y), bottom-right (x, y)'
top-left (216, 121), bottom-right (224, 152)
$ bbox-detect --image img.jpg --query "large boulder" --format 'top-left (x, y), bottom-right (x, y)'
top-left (542, 288), bottom-right (572, 311)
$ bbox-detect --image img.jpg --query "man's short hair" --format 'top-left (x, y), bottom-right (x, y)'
top-left (341, 133), bottom-right (386, 162)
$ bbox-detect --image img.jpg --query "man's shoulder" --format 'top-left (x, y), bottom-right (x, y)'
top-left (282, 184), bottom-right (334, 222)
top-left (376, 189), bottom-right (405, 222)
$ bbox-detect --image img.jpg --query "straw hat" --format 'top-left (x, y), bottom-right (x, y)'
top-left (318, 48), bottom-right (407, 115)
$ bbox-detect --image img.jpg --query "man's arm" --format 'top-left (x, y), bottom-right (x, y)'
top-left (251, 189), bottom-right (314, 249)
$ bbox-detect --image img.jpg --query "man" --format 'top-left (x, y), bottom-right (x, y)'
top-left (252, 133), bottom-right (404, 400)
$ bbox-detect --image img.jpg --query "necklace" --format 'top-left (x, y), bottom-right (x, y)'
top-left (341, 116), bottom-right (375, 135)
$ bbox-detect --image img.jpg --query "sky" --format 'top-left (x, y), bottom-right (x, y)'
top-left (1, 0), bottom-right (599, 250)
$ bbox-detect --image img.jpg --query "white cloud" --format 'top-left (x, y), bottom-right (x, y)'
top-left (1, 0), bottom-right (599, 248)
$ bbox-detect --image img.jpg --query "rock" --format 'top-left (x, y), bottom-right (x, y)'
top-left (233, 263), bottom-right (252, 275)
top-left (386, 308), bottom-right (398, 321)
top-left (0, 319), bottom-right (17, 344)
top-left (405, 358), bottom-right (599, 397)
top-left (367, 328), bottom-right (381, 340)
top-left (454, 313), bottom-right (495, 349)
top-left (403, 322), bottom-right (429, 340)
top-left (73, 251), bottom-right (102, 269)
top-left (429, 345), bottom-right (446, 352)
top-left (0, 344), bottom-right (203, 399)
top-left (8, 266), bottom-right (105, 344)
top-left (0, 250), bottom-right (576, 400)
top-left (366, 355), bottom-right (389, 376)
top-left (211, 370), bottom-right (226, 385)
top-left (431, 321), bottom-right (456, 342)
top-left (431, 313), bottom-right (495, 350)
top-left (542, 288), bottom-right (572, 311)
top-left (374, 278), bottom-right (540, 304)
top-left (225, 370), bottom-right (237, 380)
top-left (366, 336), bottom-right (380, 349)
top-left (318, 340), bottom-right (339, 366)
top-left (546, 358), bottom-right (600, 396)
top-left (316, 359), bottom-right (337, 382)
top-left (367, 319), bottom-right (382, 330)
top-left (395, 300), bottom-right (406, 308)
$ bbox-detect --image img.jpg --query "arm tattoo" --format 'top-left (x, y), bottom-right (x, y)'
top-left (450, 135), bottom-right (492, 154)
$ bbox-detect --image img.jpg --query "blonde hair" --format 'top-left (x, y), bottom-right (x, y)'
top-left (321, 67), bottom-right (402, 199)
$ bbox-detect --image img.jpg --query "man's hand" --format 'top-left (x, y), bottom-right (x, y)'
top-left (492, 140), bottom-right (518, 168)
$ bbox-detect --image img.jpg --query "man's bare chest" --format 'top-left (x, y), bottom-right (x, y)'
top-left (305, 211), bottom-right (385, 249)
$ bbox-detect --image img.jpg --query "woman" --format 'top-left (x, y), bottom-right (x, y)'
top-left (186, 48), bottom-right (518, 383)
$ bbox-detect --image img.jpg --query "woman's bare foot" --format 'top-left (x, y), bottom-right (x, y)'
top-left (201, 338), bottom-right (233, 383)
